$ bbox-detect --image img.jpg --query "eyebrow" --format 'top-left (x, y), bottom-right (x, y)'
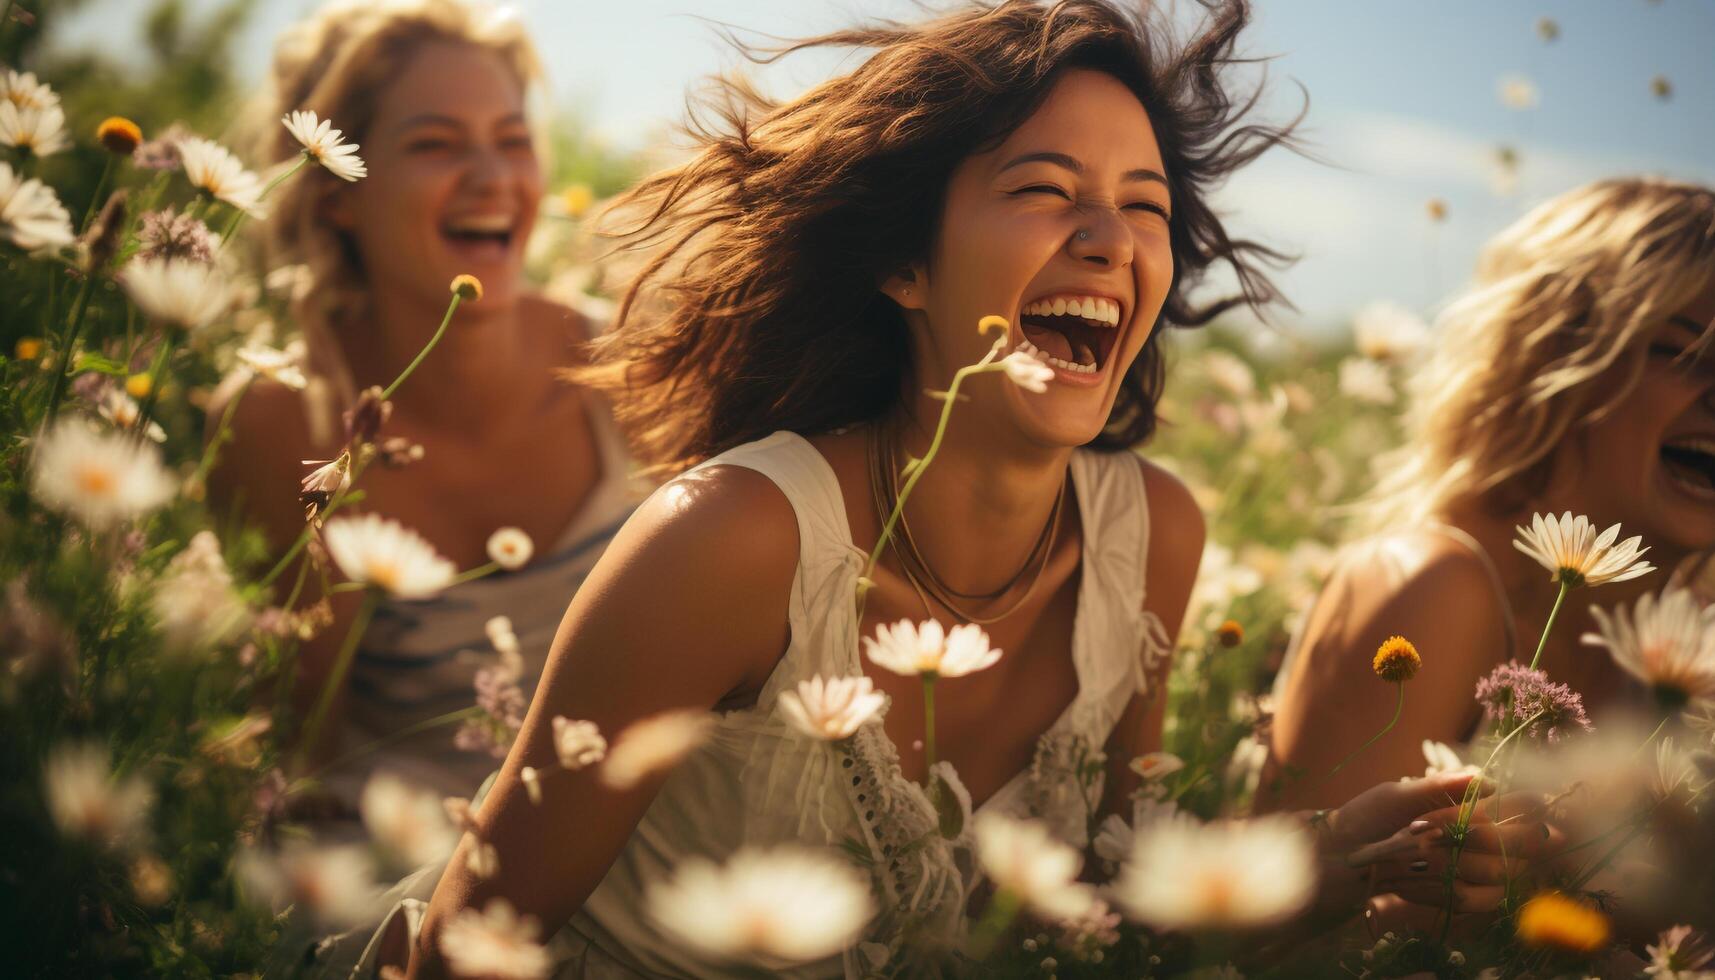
top-left (997, 151), bottom-right (1167, 186)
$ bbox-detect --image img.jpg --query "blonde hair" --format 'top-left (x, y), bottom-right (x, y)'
top-left (248, 0), bottom-right (542, 428)
top-left (1364, 177), bottom-right (1715, 529)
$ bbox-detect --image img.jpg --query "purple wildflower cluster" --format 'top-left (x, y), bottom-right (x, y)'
top-left (454, 665), bottom-right (526, 759)
top-left (136, 208), bottom-right (217, 264)
top-left (1474, 661), bottom-right (1592, 743)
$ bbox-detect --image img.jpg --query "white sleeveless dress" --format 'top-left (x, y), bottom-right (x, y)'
top-left (340, 431), bottom-right (1171, 979)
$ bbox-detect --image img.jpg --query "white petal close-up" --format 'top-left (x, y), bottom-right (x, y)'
top-left (552, 716), bottom-right (607, 770)
top-left (1, 69), bottom-right (59, 110)
top-left (863, 618), bottom-right (1002, 679)
top-left (1514, 512), bottom-right (1654, 587)
top-left (1583, 587), bottom-right (1715, 708)
top-left (321, 513), bottom-right (457, 599)
top-left (0, 100), bottom-right (70, 156)
top-left (30, 420), bottom-right (176, 530)
top-left (973, 812), bottom-right (1096, 922)
top-left (177, 136), bottom-right (267, 217)
top-left (44, 742), bottom-right (155, 851)
top-left (235, 842), bottom-right (381, 930)
top-left (359, 771), bottom-right (459, 868)
top-left (1114, 815), bottom-right (1317, 931)
top-left (1337, 356), bottom-right (1396, 406)
top-left (0, 160), bottom-right (75, 251)
top-left (235, 338), bottom-right (308, 390)
top-left (600, 709), bottom-right (712, 789)
top-left (97, 389), bottom-right (167, 443)
top-left (999, 349), bottom-right (1056, 393)
top-left (440, 898), bottom-right (553, 980)
top-left (777, 674), bottom-right (886, 741)
top-left (648, 846), bottom-right (872, 965)
top-left (486, 527), bottom-right (534, 570)
top-left (1352, 300), bottom-right (1431, 362)
top-left (281, 110), bottom-right (367, 181)
top-left (150, 530), bottom-right (252, 654)
top-left (120, 257), bottom-right (234, 331)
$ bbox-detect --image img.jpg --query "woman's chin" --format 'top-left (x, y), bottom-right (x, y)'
top-left (1003, 385), bottom-right (1113, 450)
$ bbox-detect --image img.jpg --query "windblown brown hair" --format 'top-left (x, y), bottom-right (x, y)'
top-left (580, 0), bottom-right (1296, 475)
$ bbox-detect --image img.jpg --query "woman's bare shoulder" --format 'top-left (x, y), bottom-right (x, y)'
top-left (1313, 528), bottom-right (1510, 656)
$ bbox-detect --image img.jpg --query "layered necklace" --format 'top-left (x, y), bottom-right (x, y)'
top-left (866, 423), bottom-right (1064, 625)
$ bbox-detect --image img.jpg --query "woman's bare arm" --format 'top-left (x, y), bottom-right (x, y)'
top-left (1102, 460), bottom-right (1205, 813)
top-left (408, 465), bottom-right (799, 976)
top-left (1259, 533), bottom-right (1510, 810)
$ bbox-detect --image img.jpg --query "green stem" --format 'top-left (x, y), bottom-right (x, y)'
top-left (218, 157), bottom-right (307, 248)
top-left (922, 674), bottom-right (938, 794)
top-left (261, 529), bottom-right (312, 589)
top-left (131, 332), bottom-right (180, 445)
top-left (448, 561), bottom-right (501, 587)
top-left (41, 274), bottom-right (97, 425)
top-left (1528, 580), bottom-right (1571, 671)
top-left (1326, 682), bottom-right (1405, 779)
top-left (964, 888), bottom-right (1021, 961)
top-left (302, 705), bottom-right (481, 783)
top-left (381, 292), bottom-right (462, 400)
top-left (1437, 707), bottom-right (1546, 940)
top-left (296, 589), bottom-right (380, 767)
top-left (280, 546), bottom-right (312, 612)
top-left (79, 155), bottom-right (116, 233)
top-left (190, 375), bottom-right (254, 489)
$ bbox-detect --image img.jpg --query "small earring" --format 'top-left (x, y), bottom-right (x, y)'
top-left (902, 287), bottom-right (912, 295)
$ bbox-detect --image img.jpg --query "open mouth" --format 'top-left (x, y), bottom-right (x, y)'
top-left (1660, 437), bottom-right (1715, 499)
top-left (1015, 294), bottom-right (1123, 376)
top-left (440, 214), bottom-right (517, 261)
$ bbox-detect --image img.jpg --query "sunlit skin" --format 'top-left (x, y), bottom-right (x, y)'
top-left (1267, 278), bottom-right (1715, 812)
top-left (207, 40), bottom-right (601, 755)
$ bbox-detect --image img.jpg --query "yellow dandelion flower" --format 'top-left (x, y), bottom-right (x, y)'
top-left (96, 116), bottom-right (142, 155)
top-left (1216, 620), bottom-right (1244, 648)
top-left (977, 314), bottom-right (1009, 337)
top-left (451, 274), bottom-right (483, 301)
top-left (15, 337), bottom-right (43, 360)
top-left (1372, 635), bottom-right (1420, 682)
top-left (560, 183), bottom-right (594, 218)
top-left (125, 373), bottom-right (152, 399)
top-left (1515, 891), bottom-right (1610, 954)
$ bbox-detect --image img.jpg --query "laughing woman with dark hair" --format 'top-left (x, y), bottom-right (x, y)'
top-left (365, 2), bottom-right (1510, 976)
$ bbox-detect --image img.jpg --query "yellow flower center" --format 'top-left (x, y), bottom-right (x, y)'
top-left (366, 560), bottom-right (401, 593)
top-left (74, 463), bottom-right (117, 499)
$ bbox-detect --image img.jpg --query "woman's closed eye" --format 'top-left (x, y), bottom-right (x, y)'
top-left (1012, 184), bottom-right (1072, 200)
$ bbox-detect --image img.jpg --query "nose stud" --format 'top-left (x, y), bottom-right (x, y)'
top-left (1076, 229), bottom-right (1091, 241)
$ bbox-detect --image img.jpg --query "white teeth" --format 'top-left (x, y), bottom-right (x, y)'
top-left (1017, 337), bottom-right (1096, 375)
top-left (1052, 298), bottom-right (1068, 317)
top-left (1022, 295), bottom-right (1121, 327)
top-left (1667, 437), bottom-right (1715, 456)
top-left (444, 215), bottom-right (514, 233)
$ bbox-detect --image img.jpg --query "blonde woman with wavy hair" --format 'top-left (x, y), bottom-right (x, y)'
top-left (208, 0), bottom-right (641, 815)
top-left (1266, 177), bottom-right (1715, 813)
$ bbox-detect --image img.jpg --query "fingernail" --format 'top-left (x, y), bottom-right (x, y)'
top-left (1409, 859), bottom-right (1430, 873)
top-left (1409, 820), bottom-right (1432, 835)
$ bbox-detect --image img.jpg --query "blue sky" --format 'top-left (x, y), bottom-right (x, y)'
top-left (51, 0), bottom-right (1715, 333)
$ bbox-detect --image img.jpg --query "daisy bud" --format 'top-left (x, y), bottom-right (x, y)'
top-left (520, 765), bottom-right (542, 804)
top-left (125, 373), bottom-right (152, 399)
top-left (80, 188), bottom-right (128, 271)
top-left (451, 274), bottom-right (483, 301)
top-left (15, 337), bottom-right (43, 360)
top-left (298, 452), bottom-right (351, 524)
top-left (486, 527), bottom-right (533, 570)
top-left (1216, 620), bottom-right (1244, 647)
top-left (96, 116), bottom-right (143, 155)
top-left (465, 838), bottom-right (499, 878)
top-left (343, 385), bottom-right (392, 446)
top-left (551, 716), bottom-right (607, 770)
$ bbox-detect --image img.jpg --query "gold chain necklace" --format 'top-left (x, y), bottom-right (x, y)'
top-left (865, 424), bottom-right (1064, 625)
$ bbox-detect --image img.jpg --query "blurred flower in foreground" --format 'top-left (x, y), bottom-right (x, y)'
top-left (1200, 349), bottom-right (1255, 398)
top-left (1498, 74), bottom-right (1540, 110)
top-left (551, 716), bottom-right (607, 770)
top-left (1475, 661), bottom-right (1590, 742)
top-left (237, 842), bottom-right (381, 929)
top-left (440, 898), bottom-right (552, 980)
top-left (600, 709), bottom-right (713, 789)
top-left (0, 100), bottom-right (69, 156)
top-left (235, 338), bottom-right (308, 391)
top-left (30, 420), bottom-right (175, 530)
top-left (360, 772), bottom-right (458, 868)
top-left (864, 619), bottom-right (1001, 679)
top-left (299, 452), bottom-right (351, 524)
top-left (0, 161), bottom-right (75, 251)
top-left (44, 742), bottom-right (154, 851)
top-left (1421, 739), bottom-right (1471, 777)
top-left (1, 69), bottom-right (58, 110)
top-left (135, 208), bottom-right (218, 264)
top-left (974, 813), bottom-right (1095, 921)
top-left (282, 110), bottom-right (367, 182)
top-left (486, 527), bottom-right (534, 570)
top-left (1114, 815), bottom-right (1315, 930)
top-left (151, 530), bottom-right (252, 654)
top-left (1583, 587), bottom-right (1715, 710)
top-left (1131, 751), bottom-right (1185, 781)
top-left (1514, 512), bottom-right (1653, 588)
top-left (1645, 924), bottom-right (1713, 977)
top-left (777, 674), bottom-right (885, 741)
top-left (322, 513), bottom-right (457, 599)
top-left (1352, 301), bottom-right (1431, 363)
top-left (1338, 357), bottom-right (1395, 405)
top-left (120, 257), bottom-right (234, 332)
top-left (648, 846), bottom-right (871, 964)
top-left (98, 389), bottom-right (166, 443)
top-left (96, 116), bottom-right (143, 155)
top-left (1514, 891), bottom-right (1610, 954)
top-left (178, 136), bottom-right (267, 218)
top-left (999, 349), bottom-right (1055, 393)
top-left (556, 183), bottom-right (594, 218)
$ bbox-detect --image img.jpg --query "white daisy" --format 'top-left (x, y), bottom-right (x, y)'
top-left (1583, 587), bottom-right (1715, 709)
top-left (1352, 301), bottom-right (1431, 363)
top-left (440, 898), bottom-right (553, 980)
top-left (999, 349), bottom-right (1055, 393)
top-left (1, 69), bottom-right (59, 110)
top-left (1201, 349), bottom-right (1256, 399)
top-left (30, 420), bottom-right (176, 530)
top-left (1130, 751), bottom-right (1185, 781)
top-left (777, 675), bottom-right (885, 741)
top-left (43, 742), bottom-right (154, 851)
top-left (360, 771), bottom-right (458, 868)
top-left (551, 716), bottom-right (607, 770)
top-left (0, 160), bottom-right (74, 251)
top-left (600, 709), bottom-right (712, 789)
top-left (177, 136), bottom-right (267, 218)
top-left (1337, 356), bottom-right (1396, 406)
top-left (97, 389), bottom-right (166, 443)
top-left (150, 530), bottom-right (252, 654)
top-left (648, 846), bottom-right (872, 965)
top-left (974, 813), bottom-right (1096, 922)
top-left (1645, 924), bottom-right (1713, 978)
top-left (281, 110), bottom-right (367, 181)
top-left (1421, 739), bottom-right (1472, 777)
top-left (321, 513), bottom-right (457, 599)
top-left (236, 842), bottom-right (380, 929)
top-left (0, 101), bottom-right (69, 156)
top-left (486, 527), bottom-right (533, 570)
top-left (863, 618), bottom-right (1002, 679)
top-left (1514, 512), bottom-right (1655, 588)
top-left (119, 257), bottom-right (234, 332)
top-left (1114, 815), bottom-right (1316, 931)
top-left (235, 338), bottom-right (307, 391)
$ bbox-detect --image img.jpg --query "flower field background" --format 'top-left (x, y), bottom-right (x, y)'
top-left (4, 2), bottom-right (1714, 978)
